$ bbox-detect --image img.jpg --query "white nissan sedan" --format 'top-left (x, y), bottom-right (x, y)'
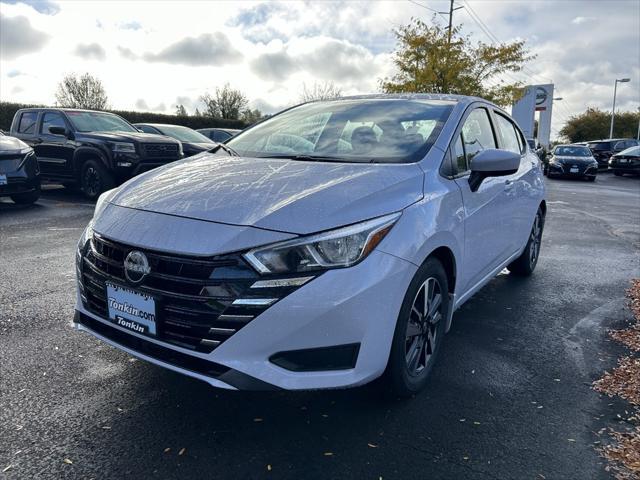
top-left (74, 94), bottom-right (546, 396)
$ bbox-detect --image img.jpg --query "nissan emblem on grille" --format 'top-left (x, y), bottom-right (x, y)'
top-left (124, 250), bottom-right (150, 284)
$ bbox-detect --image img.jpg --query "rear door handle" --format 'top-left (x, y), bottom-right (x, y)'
top-left (504, 179), bottom-right (514, 190)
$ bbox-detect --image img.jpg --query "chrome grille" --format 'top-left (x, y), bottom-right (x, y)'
top-left (141, 143), bottom-right (179, 159)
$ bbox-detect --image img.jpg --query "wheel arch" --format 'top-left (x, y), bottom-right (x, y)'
top-left (422, 245), bottom-right (458, 333)
top-left (73, 147), bottom-right (110, 175)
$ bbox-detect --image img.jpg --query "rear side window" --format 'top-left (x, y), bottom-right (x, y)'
top-left (41, 112), bottom-right (66, 134)
top-left (461, 108), bottom-right (496, 164)
top-left (494, 113), bottom-right (522, 154)
top-left (18, 111), bottom-right (38, 134)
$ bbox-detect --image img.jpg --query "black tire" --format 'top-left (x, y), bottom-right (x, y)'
top-left (10, 185), bottom-right (40, 205)
top-left (386, 258), bottom-right (450, 397)
top-left (587, 176), bottom-right (596, 182)
top-left (80, 159), bottom-right (114, 200)
top-left (507, 207), bottom-right (545, 276)
top-left (614, 171), bottom-right (623, 177)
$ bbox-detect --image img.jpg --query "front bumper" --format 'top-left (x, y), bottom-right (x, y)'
top-left (0, 153), bottom-right (40, 197)
top-left (548, 164), bottom-right (597, 177)
top-left (74, 249), bottom-right (417, 390)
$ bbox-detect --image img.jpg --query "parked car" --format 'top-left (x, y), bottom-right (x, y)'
top-left (197, 128), bottom-right (241, 142)
top-left (546, 144), bottom-right (598, 181)
top-left (526, 138), bottom-right (545, 161)
top-left (134, 123), bottom-right (214, 158)
top-left (609, 145), bottom-right (640, 176)
top-left (10, 108), bottom-right (183, 199)
top-left (0, 133), bottom-right (41, 204)
top-left (73, 94), bottom-right (545, 396)
top-left (587, 138), bottom-right (639, 168)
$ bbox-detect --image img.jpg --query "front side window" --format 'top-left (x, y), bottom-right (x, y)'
top-left (494, 113), bottom-right (522, 154)
top-left (65, 111), bottom-right (137, 133)
top-left (461, 108), bottom-right (496, 164)
top-left (41, 112), bottom-right (66, 134)
top-left (18, 112), bottom-right (38, 134)
top-left (453, 134), bottom-right (467, 174)
top-left (227, 99), bottom-right (455, 163)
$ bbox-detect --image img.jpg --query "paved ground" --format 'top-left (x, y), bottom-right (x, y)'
top-left (1, 173), bottom-right (639, 480)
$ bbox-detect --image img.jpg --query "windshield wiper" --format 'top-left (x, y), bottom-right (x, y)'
top-left (262, 154), bottom-right (373, 163)
top-left (208, 143), bottom-right (240, 157)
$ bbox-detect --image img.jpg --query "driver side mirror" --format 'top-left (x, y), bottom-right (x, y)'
top-left (468, 148), bottom-right (520, 192)
top-left (48, 126), bottom-right (68, 136)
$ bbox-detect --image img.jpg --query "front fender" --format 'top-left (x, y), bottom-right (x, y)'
top-left (73, 146), bottom-right (112, 172)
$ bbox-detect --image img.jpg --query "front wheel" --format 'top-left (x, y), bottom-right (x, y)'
top-left (80, 159), bottom-right (114, 200)
top-left (386, 258), bottom-right (450, 397)
top-left (507, 207), bottom-right (544, 276)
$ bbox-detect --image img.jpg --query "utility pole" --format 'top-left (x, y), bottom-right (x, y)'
top-left (440, 0), bottom-right (464, 44)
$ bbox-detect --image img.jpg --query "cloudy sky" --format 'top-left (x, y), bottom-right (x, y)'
top-left (1, 0), bottom-right (638, 138)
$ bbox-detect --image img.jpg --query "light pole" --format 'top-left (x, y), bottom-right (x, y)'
top-left (610, 78), bottom-right (631, 138)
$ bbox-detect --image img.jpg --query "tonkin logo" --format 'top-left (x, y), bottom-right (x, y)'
top-left (124, 250), bottom-right (150, 284)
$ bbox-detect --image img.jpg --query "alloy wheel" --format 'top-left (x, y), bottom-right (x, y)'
top-left (529, 213), bottom-right (542, 267)
top-left (84, 167), bottom-right (101, 198)
top-left (405, 277), bottom-right (443, 376)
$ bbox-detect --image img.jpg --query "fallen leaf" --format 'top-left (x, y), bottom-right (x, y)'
top-left (178, 448), bottom-right (186, 456)
top-left (253, 418), bottom-right (263, 422)
top-left (323, 452), bottom-right (333, 456)
top-left (164, 448), bottom-right (171, 453)
top-left (2, 465), bottom-right (13, 473)
top-left (367, 443), bottom-right (378, 448)
top-left (267, 464), bottom-right (272, 471)
top-left (473, 421), bottom-right (481, 425)
top-left (63, 458), bottom-right (73, 465)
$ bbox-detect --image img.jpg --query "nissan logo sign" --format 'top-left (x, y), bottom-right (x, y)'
top-left (124, 250), bottom-right (150, 284)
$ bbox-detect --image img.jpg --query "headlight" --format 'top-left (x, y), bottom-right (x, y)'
top-left (244, 213), bottom-right (401, 274)
top-left (78, 219), bottom-right (94, 251)
top-left (111, 142), bottom-right (136, 153)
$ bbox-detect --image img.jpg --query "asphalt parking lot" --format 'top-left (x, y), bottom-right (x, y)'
top-left (1, 173), bottom-right (639, 480)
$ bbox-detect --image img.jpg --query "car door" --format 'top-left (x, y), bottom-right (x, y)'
top-left (492, 110), bottom-right (535, 252)
top-left (37, 111), bottom-right (75, 178)
top-left (452, 106), bottom-right (514, 293)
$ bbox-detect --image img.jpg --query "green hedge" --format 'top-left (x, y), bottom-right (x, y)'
top-left (0, 101), bottom-right (246, 132)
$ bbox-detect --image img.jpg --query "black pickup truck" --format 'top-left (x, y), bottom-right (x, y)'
top-left (10, 108), bottom-right (183, 199)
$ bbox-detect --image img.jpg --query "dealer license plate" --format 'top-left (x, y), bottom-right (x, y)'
top-left (106, 282), bottom-right (157, 335)
top-left (0, 174), bottom-right (7, 186)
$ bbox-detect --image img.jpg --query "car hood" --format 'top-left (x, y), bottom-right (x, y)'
top-left (0, 135), bottom-right (30, 153)
top-left (79, 131), bottom-right (179, 144)
top-left (109, 154), bottom-right (424, 234)
top-left (182, 142), bottom-right (214, 151)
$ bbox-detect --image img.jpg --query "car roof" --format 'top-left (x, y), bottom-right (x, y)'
top-left (309, 93), bottom-right (483, 107)
top-left (588, 138), bottom-right (636, 142)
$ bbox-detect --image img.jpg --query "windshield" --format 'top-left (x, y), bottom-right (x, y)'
top-left (157, 125), bottom-right (213, 143)
top-left (226, 99), bottom-right (455, 163)
top-left (66, 111), bottom-right (137, 133)
top-left (554, 146), bottom-right (592, 156)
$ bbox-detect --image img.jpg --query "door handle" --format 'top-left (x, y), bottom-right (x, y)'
top-left (504, 179), bottom-right (514, 189)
